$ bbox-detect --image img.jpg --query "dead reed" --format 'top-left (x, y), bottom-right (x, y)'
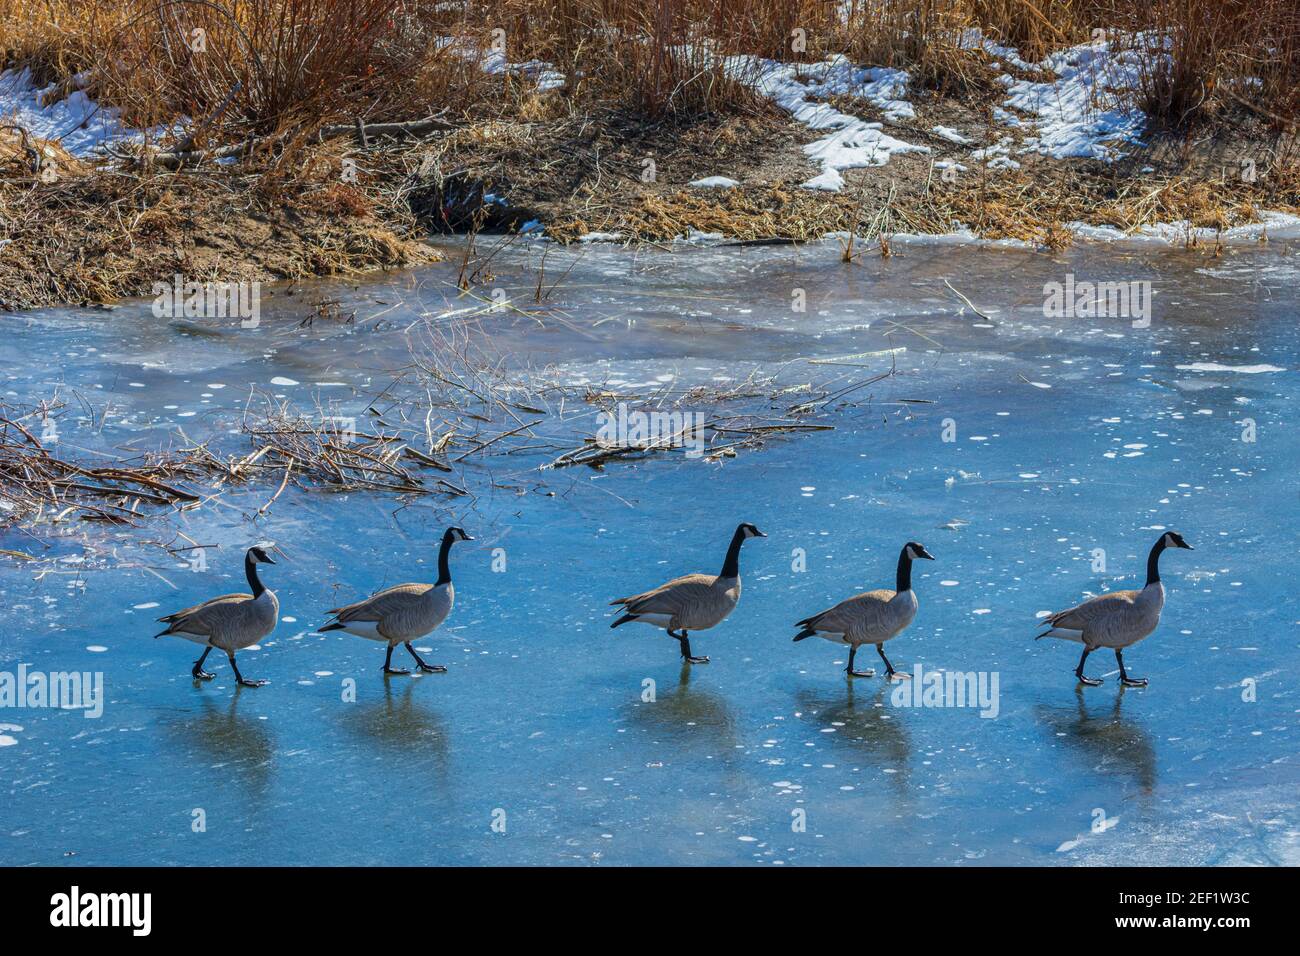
top-left (5, 1), bottom-right (1294, 147)
top-left (0, 399), bottom-right (205, 525)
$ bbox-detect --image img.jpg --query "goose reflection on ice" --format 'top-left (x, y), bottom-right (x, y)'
top-left (164, 687), bottom-right (276, 794)
top-left (794, 681), bottom-right (912, 794)
top-left (623, 663), bottom-right (739, 757)
top-left (1035, 687), bottom-right (1157, 795)
top-left (345, 678), bottom-right (450, 773)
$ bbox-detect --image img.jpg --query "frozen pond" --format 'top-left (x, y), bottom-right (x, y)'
top-left (1, 235), bottom-right (1298, 865)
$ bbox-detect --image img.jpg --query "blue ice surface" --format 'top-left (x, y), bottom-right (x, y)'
top-left (0, 235), bottom-right (1297, 866)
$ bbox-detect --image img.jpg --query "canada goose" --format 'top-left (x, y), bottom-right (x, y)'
top-left (793, 541), bottom-right (935, 678)
top-left (1037, 531), bottom-right (1193, 687)
top-left (610, 522), bottom-right (766, 663)
top-left (320, 527), bottom-right (472, 675)
top-left (154, 546), bottom-right (279, 687)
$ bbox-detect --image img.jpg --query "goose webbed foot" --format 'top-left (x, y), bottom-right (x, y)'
top-left (875, 645), bottom-right (905, 680)
top-left (671, 630), bottom-right (709, 664)
top-left (844, 647), bottom-right (875, 678)
top-left (1115, 650), bottom-right (1146, 687)
top-left (1075, 648), bottom-right (1103, 687)
top-left (192, 647), bottom-right (215, 680)
top-left (383, 645), bottom-right (411, 676)
top-left (405, 642), bottom-right (446, 674)
top-left (226, 655), bottom-right (265, 688)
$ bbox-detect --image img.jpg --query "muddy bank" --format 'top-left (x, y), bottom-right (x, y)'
top-left (2, 93), bottom-right (1297, 312)
top-left (0, 137), bottom-right (439, 311)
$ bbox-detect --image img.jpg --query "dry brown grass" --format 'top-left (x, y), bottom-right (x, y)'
top-left (3, 1), bottom-right (1295, 138)
top-left (1116, 0), bottom-right (1298, 132)
top-left (0, 140), bottom-right (437, 310)
top-left (0, 0), bottom-right (131, 84)
top-left (1, 1), bottom-right (1296, 309)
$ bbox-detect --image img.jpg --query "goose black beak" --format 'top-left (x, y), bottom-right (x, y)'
top-left (918, 547), bottom-right (936, 560)
top-left (262, 555), bottom-right (276, 564)
top-left (462, 534), bottom-right (475, 541)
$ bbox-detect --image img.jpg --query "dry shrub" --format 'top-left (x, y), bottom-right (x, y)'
top-left (967, 1), bottom-right (1088, 61)
top-left (834, 2), bottom-right (1038, 101)
top-left (0, 127), bottom-right (84, 176)
top-left (6, 0), bottom-right (1295, 138)
top-left (1117, 1), bottom-right (1248, 130)
top-left (311, 182), bottom-right (373, 218)
top-left (841, 0), bottom-right (963, 70)
top-left (0, 0), bottom-right (133, 84)
top-left (471, 0), bottom-right (793, 119)
top-left (97, 0), bottom-right (418, 138)
top-left (2, 1), bottom-right (496, 147)
top-left (1106, 0), bottom-right (1298, 131)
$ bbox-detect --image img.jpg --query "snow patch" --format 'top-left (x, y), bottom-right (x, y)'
top-left (0, 68), bottom-right (147, 156)
top-left (931, 125), bottom-right (973, 145)
top-left (1001, 39), bottom-right (1146, 160)
top-left (727, 56), bottom-right (928, 192)
top-left (1175, 363), bottom-right (1285, 374)
top-left (481, 51), bottom-right (566, 92)
top-left (689, 176), bottom-right (740, 189)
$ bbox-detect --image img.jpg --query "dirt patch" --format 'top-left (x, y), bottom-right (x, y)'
top-left (400, 78), bottom-right (1297, 248)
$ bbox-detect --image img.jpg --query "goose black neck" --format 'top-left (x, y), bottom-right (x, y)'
top-left (436, 532), bottom-right (455, 586)
top-left (1145, 537), bottom-right (1167, 586)
top-left (720, 527), bottom-right (746, 579)
top-left (244, 552), bottom-right (265, 598)
top-left (896, 548), bottom-right (913, 592)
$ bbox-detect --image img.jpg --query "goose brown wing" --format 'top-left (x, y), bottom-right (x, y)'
top-left (155, 593), bottom-right (254, 636)
top-left (612, 574), bottom-right (716, 615)
top-left (328, 583), bottom-right (434, 623)
top-left (1042, 590), bottom-right (1140, 630)
top-left (799, 589), bottom-right (896, 633)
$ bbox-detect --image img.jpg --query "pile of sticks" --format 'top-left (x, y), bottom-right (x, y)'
top-left (0, 403), bottom-right (202, 525)
top-left (235, 411), bottom-right (469, 498)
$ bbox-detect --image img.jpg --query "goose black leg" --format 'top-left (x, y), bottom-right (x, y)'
top-left (671, 629), bottom-right (709, 664)
top-left (845, 644), bottom-right (874, 678)
top-left (228, 652), bottom-right (267, 688)
top-left (877, 643), bottom-right (907, 679)
top-left (1116, 649), bottom-right (1147, 687)
top-left (405, 642), bottom-right (446, 674)
top-left (1075, 647), bottom-right (1103, 687)
top-left (191, 646), bottom-right (215, 681)
top-left (383, 644), bottom-right (411, 676)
